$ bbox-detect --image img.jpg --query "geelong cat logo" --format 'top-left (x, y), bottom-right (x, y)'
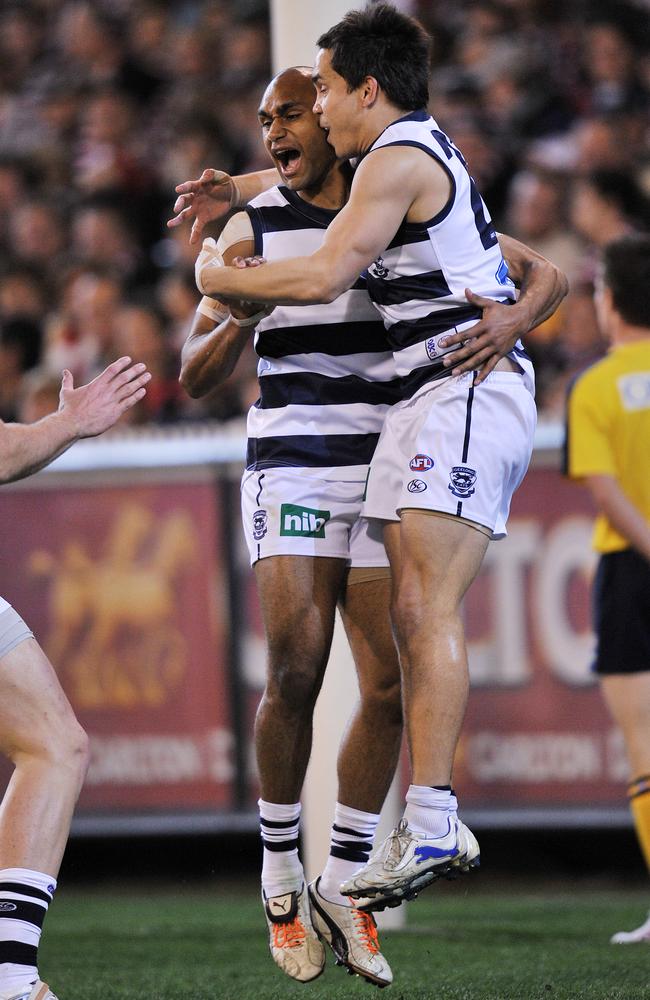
top-left (448, 466), bottom-right (477, 499)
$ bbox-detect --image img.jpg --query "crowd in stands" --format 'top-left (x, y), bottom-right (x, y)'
top-left (0, 0), bottom-right (648, 427)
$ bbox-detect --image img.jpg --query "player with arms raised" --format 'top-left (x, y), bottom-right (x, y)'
top-left (177, 3), bottom-right (568, 912)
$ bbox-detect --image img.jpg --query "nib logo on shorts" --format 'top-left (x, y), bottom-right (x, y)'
top-left (280, 503), bottom-right (330, 538)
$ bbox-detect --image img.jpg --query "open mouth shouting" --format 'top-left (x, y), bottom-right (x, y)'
top-left (273, 146), bottom-right (303, 180)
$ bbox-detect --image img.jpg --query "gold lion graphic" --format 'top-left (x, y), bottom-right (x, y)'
top-left (29, 503), bottom-right (199, 710)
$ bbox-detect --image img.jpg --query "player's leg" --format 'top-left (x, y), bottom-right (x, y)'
top-left (0, 614), bottom-right (88, 1000)
top-left (310, 567), bottom-right (401, 987)
top-left (254, 553), bottom-right (346, 983)
top-left (601, 672), bottom-right (650, 944)
top-left (592, 548), bottom-right (650, 943)
top-left (344, 372), bottom-right (535, 907)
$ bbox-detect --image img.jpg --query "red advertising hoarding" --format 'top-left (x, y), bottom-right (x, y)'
top-left (0, 477), bottom-right (233, 813)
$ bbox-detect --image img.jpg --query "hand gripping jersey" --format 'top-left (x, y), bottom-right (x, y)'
top-left (360, 111), bottom-right (534, 399)
top-left (245, 186), bottom-right (401, 479)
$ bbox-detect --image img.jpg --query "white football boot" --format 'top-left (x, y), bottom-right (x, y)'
top-left (262, 883), bottom-right (326, 982)
top-left (342, 816), bottom-right (480, 911)
top-left (0, 983), bottom-right (58, 1000)
top-left (308, 878), bottom-right (392, 988)
top-left (611, 911), bottom-right (650, 944)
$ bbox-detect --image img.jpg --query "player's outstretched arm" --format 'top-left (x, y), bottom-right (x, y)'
top-left (168, 167), bottom-right (280, 245)
top-left (0, 357), bottom-right (150, 484)
top-left (195, 146), bottom-right (423, 306)
top-left (440, 235), bottom-right (569, 383)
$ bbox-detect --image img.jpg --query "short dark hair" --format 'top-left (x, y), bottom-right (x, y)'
top-left (602, 235), bottom-right (650, 328)
top-left (586, 169), bottom-right (650, 226)
top-left (317, 3), bottom-right (430, 111)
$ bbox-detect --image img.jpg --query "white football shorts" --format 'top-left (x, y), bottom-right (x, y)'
top-left (241, 468), bottom-right (389, 567)
top-left (363, 370), bottom-right (536, 538)
top-left (0, 599), bottom-right (34, 658)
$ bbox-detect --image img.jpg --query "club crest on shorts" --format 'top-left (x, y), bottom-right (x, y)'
top-left (407, 479), bottom-right (427, 493)
top-left (252, 508), bottom-right (268, 541)
top-left (369, 256), bottom-right (389, 279)
top-left (409, 454), bottom-right (434, 472)
top-left (448, 466), bottom-right (477, 498)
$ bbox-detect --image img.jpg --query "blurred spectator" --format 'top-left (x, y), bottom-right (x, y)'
top-left (506, 169), bottom-right (583, 279)
top-left (570, 170), bottom-right (650, 254)
top-left (44, 267), bottom-right (124, 383)
top-left (0, 316), bottom-right (43, 421)
top-left (111, 305), bottom-right (183, 424)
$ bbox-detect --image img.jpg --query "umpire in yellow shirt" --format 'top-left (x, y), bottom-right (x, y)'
top-left (566, 233), bottom-right (650, 944)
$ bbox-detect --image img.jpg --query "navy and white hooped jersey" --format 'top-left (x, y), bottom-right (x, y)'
top-left (361, 110), bottom-right (534, 398)
top-left (245, 185), bottom-right (401, 479)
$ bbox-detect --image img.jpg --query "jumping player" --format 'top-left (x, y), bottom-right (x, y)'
top-left (181, 4), bottom-right (568, 911)
top-left (182, 66), bottom-right (400, 988)
top-left (180, 68), bottom-right (564, 993)
top-left (0, 357), bottom-right (150, 1000)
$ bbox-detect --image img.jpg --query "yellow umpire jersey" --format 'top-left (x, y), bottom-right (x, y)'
top-left (566, 339), bottom-right (650, 553)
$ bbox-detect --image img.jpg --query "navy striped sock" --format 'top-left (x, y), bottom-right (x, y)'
top-left (0, 868), bottom-right (56, 996)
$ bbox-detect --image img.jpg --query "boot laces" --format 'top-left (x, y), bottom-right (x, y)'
top-left (272, 917), bottom-right (307, 950)
top-left (352, 907), bottom-right (380, 954)
top-left (384, 818), bottom-right (412, 871)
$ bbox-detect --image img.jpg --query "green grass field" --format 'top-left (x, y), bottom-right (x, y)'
top-left (37, 882), bottom-right (650, 1000)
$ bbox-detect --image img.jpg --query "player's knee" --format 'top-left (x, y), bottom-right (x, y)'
top-left (391, 580), bottom-right (456, 646)
top-left (265, 659), bottom-right (323, 715)
top-left (32, 715), bottom-right (89, 782)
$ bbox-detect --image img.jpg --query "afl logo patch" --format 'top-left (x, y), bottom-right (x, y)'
top-left (448, 466), bottom-right (477, 499)
top-left (407, 479), bottom-right (428, 494)
top-left (252, 508), bottom-right (268, 541)
top-left (0, 902), bottom-right (17, 912)
top-left (409, 454), bottom-right (434, 472)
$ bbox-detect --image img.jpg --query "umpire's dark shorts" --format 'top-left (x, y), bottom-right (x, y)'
top-left (592, 548), bottom-right (650, 675)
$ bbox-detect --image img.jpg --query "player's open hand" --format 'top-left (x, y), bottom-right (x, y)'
top-left (168, 169), bottom-right (238, 245)
top-left (439, 289), bottom-right (526, 384)
top-left (58, 358), bottom-right (151, 437)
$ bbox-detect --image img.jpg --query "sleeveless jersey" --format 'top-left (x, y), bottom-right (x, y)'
top-left (245, 185), bottom-right (401, 479)
top-left (361, 110), bottom-right (534, 398)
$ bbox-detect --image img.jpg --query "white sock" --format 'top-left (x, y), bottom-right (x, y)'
top-left (258, 799), bottom-right (304, 898)
top-left (404, 784), bottom-right (456, 837)
top-left (318, 803), bottom-right (381, 907)
top-left (0, 867), bottom-right (57, 996)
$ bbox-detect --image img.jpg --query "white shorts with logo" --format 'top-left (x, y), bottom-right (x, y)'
top-left (241, 468), bottom-right (388, 567)
top-left (363, 370), bottom-right (536, 538)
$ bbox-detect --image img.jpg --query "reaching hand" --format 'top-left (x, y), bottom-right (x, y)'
top-left (439, 289), bottom-right (526, 384)
top-left (167, 169), bottom-right (238, 245)
top-left (58, 357), bottom-right (151, 438)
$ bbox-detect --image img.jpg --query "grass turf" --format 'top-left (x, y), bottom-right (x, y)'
top-left (38, 883), bottom-right (650, 1000)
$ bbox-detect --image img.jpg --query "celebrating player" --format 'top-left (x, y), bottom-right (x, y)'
top-left (182, 66), bottom-right (400, 988)
top-left (566, 234), bottom-right (650, 944)
top-left (0, 357), bottom-right (150, 1000)
top-left (176, 3), bottom-right (568, 912)
top-left (179, 63), bottom-right (564, 996)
